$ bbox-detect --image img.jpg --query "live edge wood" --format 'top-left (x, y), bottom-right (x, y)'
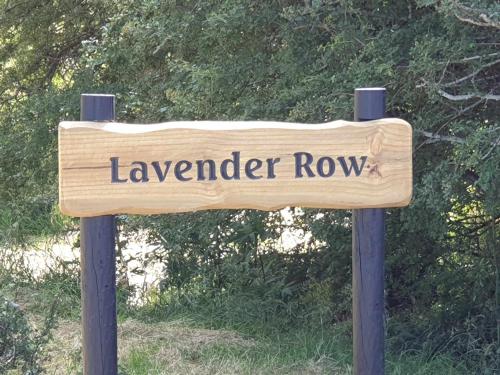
top-left (58, 119), bottom-right (412, 217)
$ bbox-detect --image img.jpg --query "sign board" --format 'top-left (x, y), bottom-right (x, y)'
top-left (58, 118), bottom-right (412, 217)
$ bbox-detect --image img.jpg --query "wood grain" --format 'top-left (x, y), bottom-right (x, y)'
top-left (58, 118), bottom-right (412, 217)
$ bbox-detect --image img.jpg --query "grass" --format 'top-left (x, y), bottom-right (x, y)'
top-left (44, 318), bottom-right (349, 374)
top-left (37, 315), bottom-right (471, 375)
top-left (0, 273), bottom-right (477, 374)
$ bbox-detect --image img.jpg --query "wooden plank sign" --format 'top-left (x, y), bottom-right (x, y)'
top-left (58, 119), bottom-right (412, 217)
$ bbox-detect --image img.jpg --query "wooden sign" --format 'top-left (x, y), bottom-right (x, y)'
top-left (58, 119), bottom-right (412, 217)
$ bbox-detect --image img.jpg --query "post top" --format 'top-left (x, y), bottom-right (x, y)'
top-left (355, 87), bottom-right (386, 92)
top-left (81, 93), bottom-right (115, 97)
top-left (354, 88), bottom-right (386, 121)
top-left (80, 94), bottom-right (115, 121)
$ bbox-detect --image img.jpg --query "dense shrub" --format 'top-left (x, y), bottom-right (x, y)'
top-left (0, 295), bottom-right (54, 374)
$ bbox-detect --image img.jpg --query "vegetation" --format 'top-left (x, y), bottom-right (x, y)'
top-left (0, 275), bottom-right (56, 374)
top-left (0, 273), bottom-right (474, 374)
top-left (0, 0), bottom-right (498, 373)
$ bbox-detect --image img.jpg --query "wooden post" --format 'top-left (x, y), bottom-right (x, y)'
top-left (80, 94), bottom-right (118, 375)
top-left (352, 88), bottom-right (386, 375)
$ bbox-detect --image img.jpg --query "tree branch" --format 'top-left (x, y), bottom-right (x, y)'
top-left (481, 135), bottom-right (500, 160)
top-left (437, 89), bottom-right (500, 101)
top-left (453, 1), bottom-right (500, 29)
top-left (417, 130), bottom-right (500, 155)
top-left (442, 58), bottom-right (500, 87)
top-left (416, 130), bottom-right (466, 145)
top-left (461, 52), bottom-right (500, 63)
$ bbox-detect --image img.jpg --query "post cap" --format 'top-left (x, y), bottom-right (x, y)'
top-left (80, 94), bottom-right (115, 121)
top-left (354, 88), bottom-right (386, 121)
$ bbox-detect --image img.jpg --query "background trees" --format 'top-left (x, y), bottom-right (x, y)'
top-left (0, 0), bottom-right (498, 370)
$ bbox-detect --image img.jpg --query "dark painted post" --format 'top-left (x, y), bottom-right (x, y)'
top-left (80, 94), bottom-right (118, 375)
top-left (352, 88), bottom-right (386, 375)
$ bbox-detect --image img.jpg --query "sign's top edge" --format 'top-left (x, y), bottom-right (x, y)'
top-left (59, 118), bottom-right (411, 134)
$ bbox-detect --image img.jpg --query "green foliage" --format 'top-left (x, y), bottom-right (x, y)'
top-left (0, 0), bottom-right (498, 371)
top-left (0, 294), bottom-right (55, 373)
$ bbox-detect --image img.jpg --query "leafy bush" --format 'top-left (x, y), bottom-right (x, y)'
top-left (0, 295), bottom-right (55, 374)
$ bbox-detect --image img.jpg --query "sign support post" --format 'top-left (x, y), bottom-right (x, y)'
top-left (352, 87), bottom-right (386, 375)
top-left (80, 94), bottom-right (118, 375)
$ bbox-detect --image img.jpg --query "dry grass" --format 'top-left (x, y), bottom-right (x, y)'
top-left (118, 318), bottom-right (256, 354)
top-left (43, 318), bottom-right (343, 374)
top-left (43, 320), bottom-right (82, 374)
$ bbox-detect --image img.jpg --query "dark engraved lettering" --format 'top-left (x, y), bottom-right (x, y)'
top-left (174, 160), bottom-right (193, 181)
top-left (317, 156), bottom-right (335, 177)
top-left (294, 152), bottom-right (315, 178)
top-left (110, 157), bottom-right (127, 183)
top-left (245, 158), bottom-right (263, 180)
top-left (337, 156), bottom-right (367, 177)
top-left (152, 161), bottom-right (172, 182)
top-left (196, 159), bottom-right (217, 181)
top-left (130, 161), bottom-right (149, 183)
top-left (108, 152), bottom-right (368, 185)
top-left (266, 158), bottom-right (280, 179)
top-left (221, 151), bottom-right (240, 180)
